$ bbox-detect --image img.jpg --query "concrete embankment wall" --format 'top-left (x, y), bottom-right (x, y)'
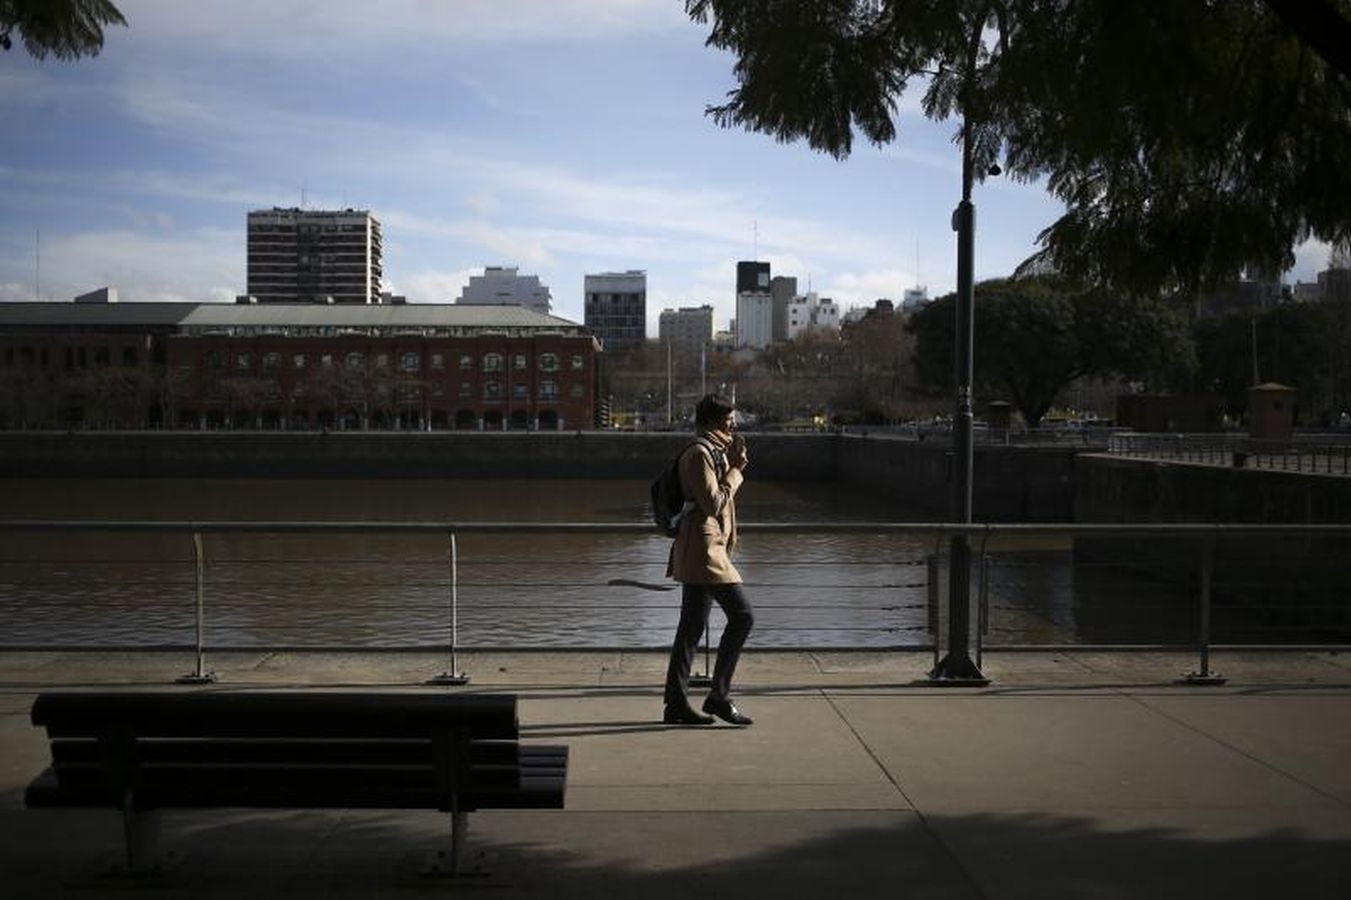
top-left (1075, 454), bottom-right (1351, 524)
top-left (0, 431), bottom-right (1089, 521)
top-left (0, 431), bottom-right (838, 481)
top-left (1073, 454), bottom-right (1351, 618)
top-left (838, 433), bottom-right (1080, 521)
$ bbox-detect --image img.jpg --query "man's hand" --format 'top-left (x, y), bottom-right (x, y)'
top-left (728, 435), bottom-right (748, 470)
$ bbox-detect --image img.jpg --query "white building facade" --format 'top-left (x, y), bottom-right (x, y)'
top-left (457, 266), bottom-right (553, 315)
top-left (786, 292), bottom-right (840, 340)
top-left (735, 291), bottom-right (774, 349)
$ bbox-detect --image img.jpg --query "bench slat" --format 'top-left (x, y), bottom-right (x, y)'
top-left (48, 737), bottom-right (565, 768)
top-left (27, 766), bottom-right (567, 812)
top-left (32, 691), bottom-right (518, 740)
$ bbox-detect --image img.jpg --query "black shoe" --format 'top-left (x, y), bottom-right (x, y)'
top-left (663, 704), bottom-right (714, 726)
top-left (702, 697), bottom-right (753, 726)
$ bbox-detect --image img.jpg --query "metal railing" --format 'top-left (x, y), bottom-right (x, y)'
top-left (1109, 432), bottom-right (1351, 474)
top-left (0, 520), bottom-right (1348, 686)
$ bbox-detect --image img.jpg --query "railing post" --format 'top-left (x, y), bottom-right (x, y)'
top-left (1182, 532), bottom-right (1225, 685)
top-left (689, 622), bottom-right (712, 687)
top-left (429, 530), bottom-right (470, 685)
top-left (977, 547), bottom-right (990, 671)
top-left (176, 531), bottom-right (215, 684)
top-left (927, 552), bottom-right (940, 675)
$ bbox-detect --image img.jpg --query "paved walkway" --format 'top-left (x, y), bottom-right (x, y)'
top-left (2, 649), bottom-right (1350, 898)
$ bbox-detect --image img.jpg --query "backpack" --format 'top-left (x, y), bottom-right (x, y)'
top-left (650, 437), bottom-right (720, 537)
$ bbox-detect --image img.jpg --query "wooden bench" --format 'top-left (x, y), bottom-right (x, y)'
top-left (24, 690), bottom-right (567, 875)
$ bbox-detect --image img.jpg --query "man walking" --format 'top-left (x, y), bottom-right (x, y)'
top-left (662, 393), bottom-right (755, 726)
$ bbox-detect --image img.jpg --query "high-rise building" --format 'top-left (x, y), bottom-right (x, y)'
top-left (584, 270), bottom-right (647, 351)
top-left (735, 260), bottom-right (772, 349)
top-left (456, 266), bottom-right (552, 315)
top-left (736, 261), bottom-right (770, 294)
top-left (658, 305), bottom-right (713, 353)
top-left (246, 208), bottom-right (382, 304)
top-left (770, 276), bottom-right (797, 343)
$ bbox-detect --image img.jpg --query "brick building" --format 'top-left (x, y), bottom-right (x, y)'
top-left (0, 302), bottom-right (598, 431)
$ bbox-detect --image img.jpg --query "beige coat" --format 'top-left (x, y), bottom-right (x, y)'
top-left (666, 430), bottom-right (744, 584)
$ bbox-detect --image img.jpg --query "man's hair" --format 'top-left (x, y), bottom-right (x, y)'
top-left (695, 393), bottom-right (735, 429)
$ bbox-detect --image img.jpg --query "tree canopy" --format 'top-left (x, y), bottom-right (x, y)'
top-left (687, 0), bottom-right (1351, 297)
top-left (1, 0), bottom-right (125, 60)
top-left (907, 277), bottom-right (1194, 427)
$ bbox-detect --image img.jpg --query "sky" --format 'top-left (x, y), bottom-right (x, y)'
top-left (0, 0), bottom-right (1334, 335)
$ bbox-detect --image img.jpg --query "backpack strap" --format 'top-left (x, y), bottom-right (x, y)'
top-left (688, 436), bottom-right (726, 481)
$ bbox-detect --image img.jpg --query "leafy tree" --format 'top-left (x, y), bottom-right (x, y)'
top-left (908, 277), bottom-right (1194, 427)
top-left (840, 309), bottom-right (926, 423)
top-left (1, 0), bottom-right (126, 59)
top-left (1194, 299), bottom-right (1351, 423)
top-left (687, 0), bottom-right (1351, 297)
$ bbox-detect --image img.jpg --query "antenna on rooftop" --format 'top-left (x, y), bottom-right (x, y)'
top-left (34, 227), bottom-right (40, 301)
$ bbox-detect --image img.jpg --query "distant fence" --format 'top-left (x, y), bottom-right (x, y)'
top-left (1109, 432), bottom-right (1351, 475)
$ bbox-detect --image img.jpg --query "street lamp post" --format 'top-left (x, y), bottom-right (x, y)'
top-left (929, 111), bottom-right (989, 685)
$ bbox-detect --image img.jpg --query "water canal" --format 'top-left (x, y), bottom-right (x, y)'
top-left (0, 477), bottom-right (1251, 649)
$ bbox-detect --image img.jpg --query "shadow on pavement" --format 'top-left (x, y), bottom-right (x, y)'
top-left (3, 804), bottom-right (1348, 899)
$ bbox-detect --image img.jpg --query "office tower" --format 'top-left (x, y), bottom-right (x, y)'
top-left (658, 305), bottom-right (714, 353)
top-left (456, 266), bottom-right (553, 315)
top-left (736, 261), bottom-right (770, 295)
top-left (735, 260), bottom-right (772, 349)
top-left (247, 208), bottom-right (382, 304)
top-left (584, 270), bottom-right (647, 351)
top-left (770, 275), bottom-right (797, 343)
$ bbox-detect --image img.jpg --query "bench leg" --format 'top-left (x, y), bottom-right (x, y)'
top-left (120, 794), bottom-right (162, 874)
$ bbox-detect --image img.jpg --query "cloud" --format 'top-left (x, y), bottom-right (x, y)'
top-left (821, 268), bottom-right (918, 310)
top-left (0, 228), bottom-right (240, 304)
top-left (388, 268), bottom-right (481, 304)
top-left (1290, 240), bottom-right (1331, 283)
top-left (100, 69), bottom-right (908, 270)
top-left (119, 0), bottom-right (688, 56)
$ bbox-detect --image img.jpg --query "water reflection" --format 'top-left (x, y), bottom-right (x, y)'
top-left (1, 477), bottom-right (1309, 649)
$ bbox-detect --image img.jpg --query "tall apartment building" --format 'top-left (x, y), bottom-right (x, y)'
top-left (735, 260), bottom-right (772, 349)
top-left (456, 266), bottom-right (553, 315)
top-left (584, 270), bottom-right (646, 351)
top-left (246, 208), bottom-right (382, 304)
top-left (658, 305), bottom-right (713, 353)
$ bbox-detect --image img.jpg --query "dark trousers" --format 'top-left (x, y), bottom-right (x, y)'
top-left (663, 582), bottom-right (754, 708)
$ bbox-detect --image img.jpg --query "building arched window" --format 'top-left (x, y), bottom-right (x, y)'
top-left (539, 380), bottom-right (558, 399)
top-left (401, 351), bottom-right (420, 372)
top-left (539, 353), bottom-right (560, 372)
top-left (483, 380), bottom-right (501, 399)
top-left (346, 351), bottom-right (366, 369)
top-left (482, 353), bottom-right (503, 372)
